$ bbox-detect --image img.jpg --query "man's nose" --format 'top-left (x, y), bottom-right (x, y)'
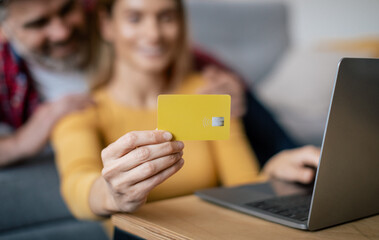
top-left (46, 17), bottom-right (71, 43)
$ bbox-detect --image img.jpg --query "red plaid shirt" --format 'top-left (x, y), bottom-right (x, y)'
top-left (0, 43), bottom-right (40, 129)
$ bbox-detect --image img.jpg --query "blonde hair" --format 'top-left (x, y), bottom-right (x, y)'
top-left (90, 0), bottom-right (191, 92)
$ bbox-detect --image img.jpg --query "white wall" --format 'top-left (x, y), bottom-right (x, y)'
top-left (286, 0), bottom-right (379, 48)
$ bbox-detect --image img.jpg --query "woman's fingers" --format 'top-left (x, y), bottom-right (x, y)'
top-left (101, 130), bottom-right (174, 161)
top-left (102, 140), bottom-right (184, 179)
top-left (263, 146), bottom-right (321, 184)
top-left (274, 163), bottom-right (316, 184)
top-left (294, 145), bottom-right (320, 168)
top-left (106, 157), bottom-right (185, 213)
top-left (132, 157), bottom-right (185, 196)
top-left (120, 141), bottom-right (184, 170)
top-left (111, 151), bottom-right (184, 188)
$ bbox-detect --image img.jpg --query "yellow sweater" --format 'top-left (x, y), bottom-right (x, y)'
top-left (52, 74), bottom-right (262, 220)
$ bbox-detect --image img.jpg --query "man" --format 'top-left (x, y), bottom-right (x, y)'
top-left (0, 0), bottom-right (95, 166)
top-left (0, 0), bottom-right (319, 184)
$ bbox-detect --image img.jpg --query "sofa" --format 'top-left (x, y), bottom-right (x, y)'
top-left (0, 1), bottom-right (310, 239)
top-left (0, 151), bottom-right (109, 240)
top-left (187, 0), bottom-right (289, 87)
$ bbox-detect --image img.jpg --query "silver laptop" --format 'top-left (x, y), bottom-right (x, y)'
top-left (196, 58), bottom-right (379, 231)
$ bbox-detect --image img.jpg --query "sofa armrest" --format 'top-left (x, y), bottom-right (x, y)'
top-left (0, 153), bottom-right (73, 231)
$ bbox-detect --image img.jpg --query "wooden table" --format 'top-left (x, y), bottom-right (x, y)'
top-left (112, 195), bottom-right (379, 240)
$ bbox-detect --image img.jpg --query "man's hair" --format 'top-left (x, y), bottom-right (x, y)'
top-left (0, 0), bottom-right (11, 22)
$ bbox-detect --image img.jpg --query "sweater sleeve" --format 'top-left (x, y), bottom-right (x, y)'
top-left (52, 108), bottom-right (104, 220)
top-left (210, 118), bottom-right (267, 186)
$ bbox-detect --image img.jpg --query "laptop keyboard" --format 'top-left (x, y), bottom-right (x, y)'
top-left (245, 194), bottom-right (312, 222)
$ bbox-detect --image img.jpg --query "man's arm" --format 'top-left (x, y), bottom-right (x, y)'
top-left (0, 136), bottom-right (19, 165)
top-left (0, 94), bottom-right (93, 167)
top-left (197, 66), bottom-right (246, 118)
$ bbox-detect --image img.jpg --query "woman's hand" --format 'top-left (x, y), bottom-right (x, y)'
top-left (262, 146), bottom-right (321, 184)
top-left (99, 130), bottom-right (184, 213)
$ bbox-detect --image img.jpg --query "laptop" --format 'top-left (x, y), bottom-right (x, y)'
top-left (196, 58), bottom-right (379, 231)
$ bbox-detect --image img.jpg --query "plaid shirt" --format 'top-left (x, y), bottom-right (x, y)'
top-left (0, 42), bottom-right (39, 129)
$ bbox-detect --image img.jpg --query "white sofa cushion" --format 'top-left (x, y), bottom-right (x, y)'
top-left (256, 49), bottom-right (371, 145)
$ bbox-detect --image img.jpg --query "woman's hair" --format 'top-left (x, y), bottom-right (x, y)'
top-left (90, 0), bottom-right (191, 91)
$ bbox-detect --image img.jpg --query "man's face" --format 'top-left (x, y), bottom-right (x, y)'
top-left (2, 0), bottom-right (89, 70)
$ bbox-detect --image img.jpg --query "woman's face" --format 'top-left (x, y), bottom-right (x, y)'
top-left (104, 0), bottom-right (181, 74)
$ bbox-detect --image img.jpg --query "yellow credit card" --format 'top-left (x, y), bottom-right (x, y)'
top-left (157, 94), bottom-right (230, 140)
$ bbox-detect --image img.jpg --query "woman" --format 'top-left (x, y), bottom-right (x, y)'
top-left (52, 0), bottom-right (264, 223)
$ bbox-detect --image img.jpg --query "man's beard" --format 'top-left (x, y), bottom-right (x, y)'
top-left (11, 28), bottom-right (91, 71)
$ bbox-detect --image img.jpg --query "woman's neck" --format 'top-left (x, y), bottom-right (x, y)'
top-left (107, 60), bottom-right (168, 109)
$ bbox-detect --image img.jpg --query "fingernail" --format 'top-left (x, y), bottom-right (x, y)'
top-left (179, 158), bottom-right (185, 166)
top-left (163, 132), bottom-right (173, 141)
top-left (177, 141), bottom-right (184, 149)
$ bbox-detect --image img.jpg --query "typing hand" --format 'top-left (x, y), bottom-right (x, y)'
top-left (262, 146), bottom-right (321, 184)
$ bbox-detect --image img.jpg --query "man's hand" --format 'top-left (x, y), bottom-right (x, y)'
top-left (262, 146), bottom-right (321, 184)
top-left (197, 66), bottom-right (246, 118)
top-left (0, 94), bottom-right (94, 167)
top-left (90, 130), bottom-right (184, 215)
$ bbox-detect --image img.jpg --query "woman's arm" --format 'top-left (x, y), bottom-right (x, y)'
top-left (52, 107), bottom-right (105, 219)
